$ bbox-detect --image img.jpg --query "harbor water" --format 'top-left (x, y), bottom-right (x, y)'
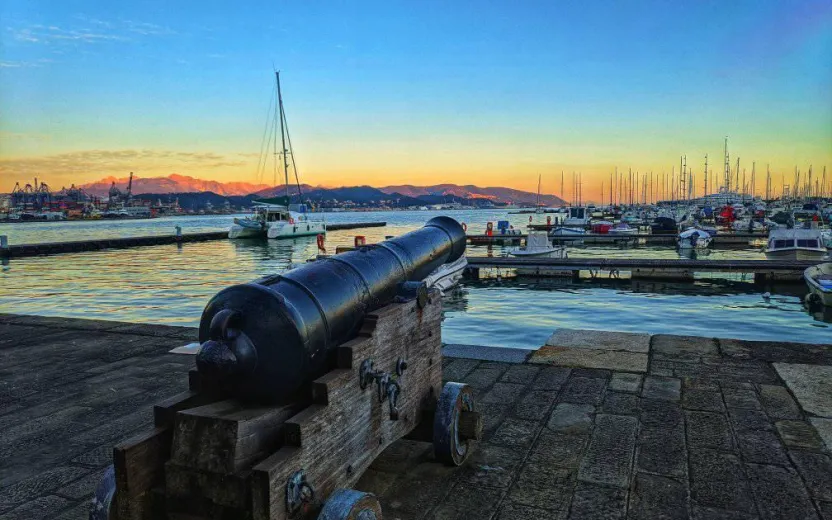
top-left (0, 210), bottom-right (828, 347)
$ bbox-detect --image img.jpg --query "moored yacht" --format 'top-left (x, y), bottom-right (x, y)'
top-left (229, 202), bottom-right (325, 239)
top-left (765, 228), bottom-right (826, 261)
top-left (228, 72), bottom-right (326, 240)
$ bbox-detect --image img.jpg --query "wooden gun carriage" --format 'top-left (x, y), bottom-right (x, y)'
top-left (90, 218), bottom-right (481, 519)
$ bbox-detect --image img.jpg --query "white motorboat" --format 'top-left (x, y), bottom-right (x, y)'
top-left (804, 263), bottom-right (832, 307)
top-left (424, 256), bottom-right (467, 294)
top-left (229, 202), bottom-right (325, 239)
top-left (677, 228), bottom-right (712, 250)
top-left (608, 222), bottom-right (639, 236)
top-left (563, 207), bottom-right (590, 227)
top-left (510, 232), bottom-right (567, 258)
top-left (550, 225), bottom-right (586, 245)
top-left (765, 228), bottom-right (826, 261)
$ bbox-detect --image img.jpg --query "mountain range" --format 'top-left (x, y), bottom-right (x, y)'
top-left (80, 174), bottom-right (564, 206)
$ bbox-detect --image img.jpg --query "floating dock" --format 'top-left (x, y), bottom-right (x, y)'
top-left (0, 221), bottom-right (386, 258)
top-left (468, 232), bottom-right (768, 246)
top-left (1, 314), bottom-right (830, 519)
top-left (466, 257), bottom-right (816, 281)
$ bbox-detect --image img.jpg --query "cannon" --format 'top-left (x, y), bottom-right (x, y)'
top-left (196, 216), bottom-right (466, 403)
top-left (90, 217), bottom-right (481, 520)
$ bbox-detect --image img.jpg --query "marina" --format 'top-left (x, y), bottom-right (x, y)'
top-left (2, 1), bottom-right (830, 518)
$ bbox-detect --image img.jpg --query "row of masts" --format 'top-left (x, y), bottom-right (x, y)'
top-left (554, 138), bottom-right (829, 206)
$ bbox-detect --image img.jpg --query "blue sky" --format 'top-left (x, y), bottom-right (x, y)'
top-left (1, 0), bottom-right (830, 196)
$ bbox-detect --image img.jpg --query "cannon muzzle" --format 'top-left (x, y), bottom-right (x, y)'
top-left (196, 216), bottom-right (466, 403)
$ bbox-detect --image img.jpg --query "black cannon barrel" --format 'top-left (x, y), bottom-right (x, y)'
top-left (196, 216), bottom-right (466, 403)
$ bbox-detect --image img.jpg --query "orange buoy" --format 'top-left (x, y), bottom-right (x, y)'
top-left (354, 235), bottom-right (366, 247)
top-left (547, 215), bottom-right (552, 225)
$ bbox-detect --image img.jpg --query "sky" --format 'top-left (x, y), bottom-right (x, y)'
top-left (1, 0), bottom-right (831, 201)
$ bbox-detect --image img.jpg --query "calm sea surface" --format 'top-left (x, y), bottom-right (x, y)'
top-left (0, 210), bottom-right (828, 347)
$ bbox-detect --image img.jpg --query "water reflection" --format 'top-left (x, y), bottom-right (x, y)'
top-left (439, 277), bottom-right (828, 347)
top-left (0, 210), bottom-right (824, 346)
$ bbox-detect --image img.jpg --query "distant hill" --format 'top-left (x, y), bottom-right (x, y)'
top-left (81, 174), bottom-right (274, 197)
top-left (379, 184), bottom-right (564, 206)
top-left (79, 174), bottom-right (564, 206)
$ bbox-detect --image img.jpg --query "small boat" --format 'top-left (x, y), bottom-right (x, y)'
top-left (804, 263), bottom-right (832, 307)
top-left (549, 226), bottom-right (586, 245)
top-left (650, 217), bottom-right (678, 235)
top-left (765, 228), bottom-right (826, 261)
top-left (732, 218), bottom-right (767, 233)
top-left (678, 228), bottom-right (712, 250)
top-left (608, 222), bottom-right (639, 236)
top-left (591, 221), bottom-right (613, 234)
top-left (510, 231), bottom-right (567, 258)
top-left (424, 255), bottom-right (468, 294)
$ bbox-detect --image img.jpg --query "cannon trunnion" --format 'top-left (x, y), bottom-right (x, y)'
top-left (196, 216), bottom-right (466, 404)
top-left (91, 218), bottom-right (481, 520)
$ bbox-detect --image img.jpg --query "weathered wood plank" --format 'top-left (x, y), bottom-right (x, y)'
top-left (170, 400), bottom-right (306, 475)
top-left (250, 294), bottom-right (443, 520)
top-left (113, 426), bottom-right (173, 520)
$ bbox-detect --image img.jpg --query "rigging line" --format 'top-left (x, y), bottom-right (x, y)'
top-left (255, 82), bottom-right (276, 185)
top-left (281, 100), bottom-right (304, 199)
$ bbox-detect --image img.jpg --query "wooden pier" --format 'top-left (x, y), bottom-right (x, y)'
top-left (465, 257), bottom-right (816, 281)
top-left (467, 232), bottom-right (768, 246)
top-left (0, 221), bottom-right (386, 259)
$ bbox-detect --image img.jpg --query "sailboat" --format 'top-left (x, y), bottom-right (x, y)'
top-left (229, 72), bottom-right (326, 240)
top-left (535, 174), bottom-right (544, 214)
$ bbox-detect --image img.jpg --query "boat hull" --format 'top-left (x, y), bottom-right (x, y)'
top-left (804, 264), bottom-right (832, 307)
top-left (765, 249), bottom-right (827, 261)
top-left (229, 224), bottom-right (265, 239)
top-left (266, 221), bottom-right (326, 239)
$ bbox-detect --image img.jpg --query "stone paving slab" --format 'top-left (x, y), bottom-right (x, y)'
top-left (545, 328), bottom-right (651, 352)
top-left (3, 316), bottom-right (832, 520)
top-left (773, 363), bottom-right (832, 418)
top-left (529, 345), bottom-right (649, 372)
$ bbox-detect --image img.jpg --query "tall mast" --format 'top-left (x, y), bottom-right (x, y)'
top-left (536, 173), bottom-right (541, 208)
top-left (723, 137), bottom-right (730, 192)
top-left (276, 71), bottom-right (291, 203)
top-left (703, 154), bottom-right (708, 197)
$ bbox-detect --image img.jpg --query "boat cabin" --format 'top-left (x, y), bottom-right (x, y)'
top-left (568, 207), bottom-right (587, 220)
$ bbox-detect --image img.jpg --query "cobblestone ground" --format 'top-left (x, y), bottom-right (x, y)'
top-left (1, 314), bottom-right (830, 519)
top-left (360, 335), bottom-right (832, 520)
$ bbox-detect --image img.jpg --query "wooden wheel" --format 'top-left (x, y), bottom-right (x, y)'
top-left (433, 382), bottom-right (482, 466)
top-left (317, 489), bottom-right (382, 520)
top-left (89, 464), bottom-right (115, 520)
